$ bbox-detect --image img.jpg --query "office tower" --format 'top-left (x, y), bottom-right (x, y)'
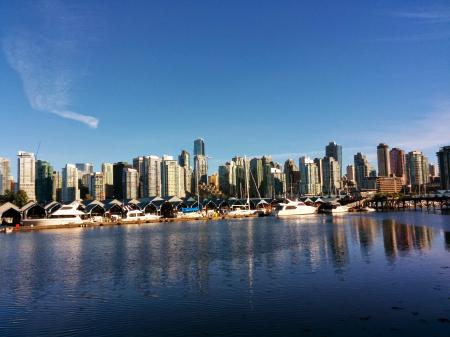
top-left (178, 150), bottom-right (190, 168)
top-left (194, 155), bottom-right (208, 189)
top-left (0, 157), bottom-right (11, 195)
top-left (52, 171), bottom-right (62, 202)
top-left (323, 156), bottom-right (341, 195)
top-left (161, 155), bottom-right (181, 197)
top-left (250, 157), bottom-right (263, 198)
top-left (133, 156), bottom-right (145, 198)
top-left (89, 172), bottom-right (105, 200)
top-left (437, 146), bottom-right (450, 189)
top-left (194, 138), bottom-right (205, 156)
top-left (405, 151), bottom-right (429, 192)
top-left (75, 163), bottom-right (93, 175)
top-left (390, 148), bottom-right (406, 184)
top-left (122, 168), bottom-right (138, 199)
top-left (377, 143), bottom-right (391, 177)
top-left (325, 141), bottom-right (343, 178)
top-left (231, 156), bottom-right (249, 199)
top-left (17, 151), bottom-right (36, 201)
top-left (299, 156), bottom-right (322, 195)
top-left (346, 165), bottom-right (355, 182)
top-left (261, 155), bottom-right (274, 198)
top-left (62, 164), bottom-right (80, 202)
top-left (354, 152), bottom-right (371, 190)
top-left (271, 167), bottom-right (286, 197)
top-left (313, 158), bottom-right (324, 187)
top-left (113, 162), bottom-right (131, 199)
top-left (284, 159), bottom-right (300, 197)
top-left (36, 160), bottom-right (53, 203)
top-left (102, 163), bottom-right (114, 199)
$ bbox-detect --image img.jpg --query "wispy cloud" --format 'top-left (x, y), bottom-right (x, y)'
top-left (391, 10), bottom-right (450, 22)
top-left (2, 1), bottom-right (99, 128)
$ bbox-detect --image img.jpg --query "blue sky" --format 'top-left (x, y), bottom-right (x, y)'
top-left (1, 0), bottom-right (449, 177)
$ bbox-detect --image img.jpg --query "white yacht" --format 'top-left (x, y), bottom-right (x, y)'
top-left (321, 202), bottom-right (349, 214)
top-left (360, 206), bottom-right (376, 212)
top-left (228, 204), bottom-right (257, 217)
top-left (121, 210), bottom-right (160, 222)
top-left (275, 199), bottom-right (317, 217)
top-left (22, 203), bottom-right (87, 226)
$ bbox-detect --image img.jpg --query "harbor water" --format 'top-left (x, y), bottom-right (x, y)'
top-left (1, 212), bottom-right (450, 336)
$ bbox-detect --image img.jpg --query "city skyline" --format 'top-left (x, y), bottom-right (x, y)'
top-left (1, 1), bottom-right (450, 177)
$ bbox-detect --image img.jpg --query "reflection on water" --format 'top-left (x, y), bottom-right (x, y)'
top-left (0, 214), bottom-right (449, 337)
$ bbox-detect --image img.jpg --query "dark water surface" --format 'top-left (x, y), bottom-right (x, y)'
top-left (1, 212), bottom-right (450, 337)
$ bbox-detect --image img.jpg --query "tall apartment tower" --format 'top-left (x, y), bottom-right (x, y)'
top-left (62, 164), bottom-right (80, 202)
top-left (299, 156), bottom-right (321, 195)
top-left (36, 160), bottom-right (54, 203)
top-left (377, 143), bottom-right (390, 177)
top-left (122, 168), bottom-right (138, 199)
top-left (437, 146), bottom-right (450, 189)
top-left (102, 163), bottom-right (114, 199)
top-left (17, 151), bottom-right (36, 201)
top-left (354, 152), bottom-right (371, 190)
top-left (405, 151), bottom-right (429, 191)
top-left (0, 157), bottom-right (11, 195)
top-left (284, 159), bottom-right (300, 197)
top-left (325, 141), bottom-right (343, 179)
top-left (113, 162), bottom-right (131, 199)
top-left (389, 148), bottom-right (406, 184)
top-left (161, 155), bottom-right (181, 197)
top-left (89, 172), bottom-right (105, 200)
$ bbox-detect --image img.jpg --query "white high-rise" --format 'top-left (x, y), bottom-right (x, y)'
top-left (122, 168), bottom-right (138, 199)
top-left (89, 172), bottom-right (105, 200)
top-left (102, 163), bottom-right (114, 199)
top-left (0, 157), bottom-right (11, 195)
top-left (17, 151), bottom-right (36, 201)
top-left (161, 155), bottom-right (181, 197)
top-left (299, 156), bottom-right (322, 195)
top-left (62, 164), bottom-right (80, 202)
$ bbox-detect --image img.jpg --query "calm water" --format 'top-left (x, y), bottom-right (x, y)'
top-left (1, 212), bottom-right (450, 337)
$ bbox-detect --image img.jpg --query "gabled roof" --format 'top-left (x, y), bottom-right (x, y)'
top-left (103, 199), bottom-right (123, 206)
top-left (19, 201), bottom-right (38, 212)
top-left (85, 203), bottom-right (106, 213)
top-left (164, 196), bottom-right (183, 203)
top-left (0, 202), bottom-right (20, 216)
top-left (124, 198), bottom-right (140, 205)
top-left (104, 203), bottom-right (123, 212)
top-left (84, 199), bottom-right (105, 207)
top-left (44, 201), bottom-right (61, 210)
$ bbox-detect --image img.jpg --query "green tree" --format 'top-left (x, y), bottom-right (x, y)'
top-left (0, 190), bottom-right (15, 205)
top-left (14, 190), bottom-right (29, 208)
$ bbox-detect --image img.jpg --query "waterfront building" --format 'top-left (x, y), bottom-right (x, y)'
top-left (377, 143), bottom-right (391, 177)
top-left (437, 146), bottom-right (450, 190)
top-left (376, 176), bottom-right (403, 194)
top-left (161, 155), bottom-right (182, 197)
top-left (194, 138), bottom-right (205, 156)
top-left (102, 163), bottom-right (114, 198)
top-left (405, 151), bottom-right (429, 193)
top-left (390, 148), bottom-right (406, 184)
top-left (36, 160), bottom-right (53, 203)
top-left (325, 141), bottom-right (343, 179)
top-left (52, 171), bottom-right (62, 202)
top-left (299, 156), bottom-right (321, 195)
top-left (113, 162), bottom-right (131, 199)
top-left (354, 152), bottom-right (371, 190)
top-left (0, 157), bottom-right (11, 195)
top-left (17, 151), bottom-right (36, 201)
top-left (89, 172), bottom-right (105, 200)
top-left (75, 163), bottom-right (93, 175)
top-left (62, 164), bottom-right (80, 202)
top-left (346, 165), bottom-right (355, 183)
top-left (314, 158), bottom-right (324, 188)
top-left (284, 159), bottom-right (300, 197)
top-left (122, 168), bottom-right (138, 199)
top-left (323, 156), bottom-right (341, 195)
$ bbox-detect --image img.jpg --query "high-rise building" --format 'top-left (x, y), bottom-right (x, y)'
top-left (36, 160), bottom-right (53, 203)
top-left (75, 163), bottom-right (93, 175)
top-left (406, 151), bottom-right (429, 192)
top-left (232, 156), bottom-right (249, 199)
top-left (161, 155), bottom-right (181, 197)
top-left (390, 148), bottom-right (406, 184)
top-left (284, 159), bottom-right (300, 197)
top-left (0, 157), bottom-right (11, 195)
top-left (437, 146), bottom-right (450, 190)
top-left (62, 164), bottom-right (80, 202)
top-left (299, 156), bottom-right (321, 195)
top-left (194, 155), bottom-right (208, 189)
top-left (323, 156), bottom-right (341, 195)
top-left (89, 172), bottom-right (105, 200)
top-left (346, 165), bottom-right (355, 182)
top-left (17, 151), bottom-right (36, 201)
top-left (178, 150), bottom-right (190, 168)
top-left (52, 171), bottom-right (62, 202)
top-left (313, 158), bottom-right (324, 188)
top-left (354, 152), bottom-right (371, 190)
top-left (250, 157), bottom-right (263, 198)
top-left (325, 141), bottom-right (343, 179)
top-left (377, 143), bottom-right (390, 177)
top-left (122, 168), bottom-right (138, 199)
top-left (102, 163), bottom-right (114, 199)
top-left (271, 167), bottom-right (286, 197)
top-left (133, 156), bottom-right (145, 198)
top-left (428, 163), bottom-right (438, 182)
top-left (113, 162), bottom-right (131, 199)
top-left (194, 138), bottom-right (205, 156)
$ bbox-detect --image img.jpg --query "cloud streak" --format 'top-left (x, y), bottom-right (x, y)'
top-left (2, 1), bottom-right (99, 128)
top-left (392, 10), bottom-right (450, 22)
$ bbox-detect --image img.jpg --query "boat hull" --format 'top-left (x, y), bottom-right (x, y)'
top-left (276, 206), bottom-right (317, 217)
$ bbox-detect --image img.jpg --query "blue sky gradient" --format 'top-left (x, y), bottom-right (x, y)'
top-left (1, 0), bottom-right (449, 176)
